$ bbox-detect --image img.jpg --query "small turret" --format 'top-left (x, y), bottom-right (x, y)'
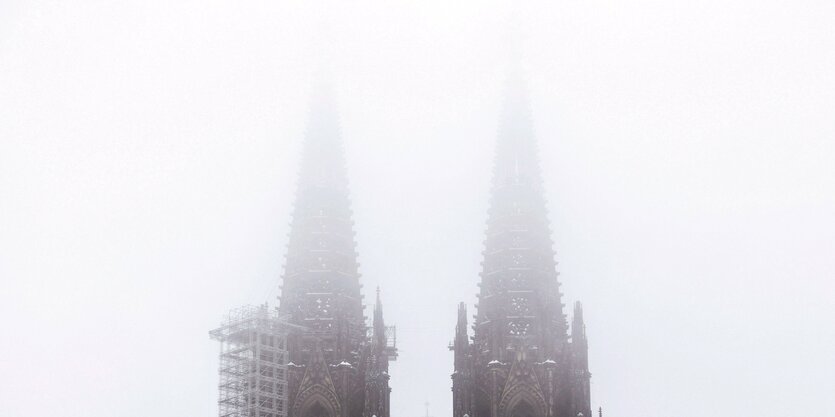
top-left (363, 287), bottom-right (394, 417)
top-left (572, 301), bottom-right (588, 350)
top-left (373, 287), bottom-right (386, 352)
top-left (451, 302), bottom-right (473, 417)
top-left (453, 303), bottom-right (468, 372)
top-left (571, 301), bottom-right (591, 417)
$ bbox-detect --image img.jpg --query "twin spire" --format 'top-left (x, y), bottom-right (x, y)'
top-left (279, 64), bottom-right (591, 417)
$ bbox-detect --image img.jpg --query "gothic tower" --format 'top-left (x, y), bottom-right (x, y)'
top-left (451, 72), bottom-right (591, 417)
top-left (279, 85), bottom-right (394, 417)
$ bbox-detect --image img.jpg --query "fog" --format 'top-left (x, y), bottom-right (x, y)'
top-left (1, 1), bottom-right (834, 417)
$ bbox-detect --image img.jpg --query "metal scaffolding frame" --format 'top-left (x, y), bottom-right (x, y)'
top-left (365, 325), bottom-right (398, 361)
top-left (210, 304), bottom-right (289, 417)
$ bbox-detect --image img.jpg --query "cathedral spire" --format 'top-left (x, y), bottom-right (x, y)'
top-left (279, 84), bottom-right (364, 346)
top-left (452, 23), bottom-right (593, 417)
top-left (473, 69), bottom-right (568, 364)
top-left (278, 85), bottom-right (370, 417)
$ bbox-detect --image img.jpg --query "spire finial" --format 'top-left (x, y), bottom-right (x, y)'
top-left (375, 286), bottom-right (383, 314)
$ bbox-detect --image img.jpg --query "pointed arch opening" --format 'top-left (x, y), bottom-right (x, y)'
top-left (510, 401), bottom-right (536, 417)
top-left (302, 402), bottom-right (331, 417)
top-left (295, 389), bottom-right (340, 417)
top-left (499, 388), bottom-right (548, 417)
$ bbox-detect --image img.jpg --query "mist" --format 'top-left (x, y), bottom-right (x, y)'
top-left (1, 1), bottom-right (834, 417)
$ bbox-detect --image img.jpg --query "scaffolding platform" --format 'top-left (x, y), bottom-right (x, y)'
top-left (210, 304), bottom-right (290, 417)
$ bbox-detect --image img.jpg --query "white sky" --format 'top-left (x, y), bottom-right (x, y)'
top-left (1, 1), bottom-right (834, 417)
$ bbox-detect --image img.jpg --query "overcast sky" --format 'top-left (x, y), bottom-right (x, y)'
top-left (1, 1), bottom-right (834, 417)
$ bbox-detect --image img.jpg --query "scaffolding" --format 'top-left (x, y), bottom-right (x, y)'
top-left (210, 304), bottom-right (289, 417)
top-left (384, 325), bottom-right (398, 361)
top-left (367, 325), bottom-right (398, 361)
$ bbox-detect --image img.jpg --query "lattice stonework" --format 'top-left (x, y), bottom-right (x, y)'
top-left (210, 305), bottom-right (289, 417)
